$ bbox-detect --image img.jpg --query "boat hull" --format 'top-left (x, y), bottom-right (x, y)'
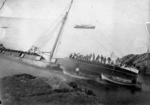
top-left (0, 48), bottom-right (60, 69)
top-left (101, 73), bottom-right (142, 90)
top-left (56, 58), bottom-right (138, 80)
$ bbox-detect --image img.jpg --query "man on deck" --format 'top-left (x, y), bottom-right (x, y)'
top-left (96, 55), bottom-right (100, 62)
top-left (107, 57), bottom-right (111, 64)
top-left (92, 53), bottom-right (95, 61)
top-left (69, 53), bottom-right (73, 58)
top-left (103, 57), bottom-right (106, 64)
top-left (101, 55), bottom-right (104, 63)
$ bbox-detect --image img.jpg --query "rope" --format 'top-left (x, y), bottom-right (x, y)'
top-left (0, 0), bottom-right (6, 11)
top-left (32, 1), bottom-right (71, 49)
top-left (76, 20), bottom-right (112, 54)
top-left (83, 30), bottom-right (112, 53)
top-left (54, 18), bottom-right (112, 57)
top-left (39, 21), bottom-right (61, 50)
top-left (55, 33), bottom-right (90, 57)
top-left (97, 29), bottom-right (123, 56)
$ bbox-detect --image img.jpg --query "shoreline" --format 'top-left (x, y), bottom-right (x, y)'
top-left (0, 73), bottom-right (99, 105)
top-left (1, 54), bottom-right (150, 105)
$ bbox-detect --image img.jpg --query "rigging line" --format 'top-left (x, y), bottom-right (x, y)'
top-left (55, 30), bottom-right (92, 56)
top-left (34, 2), bottom-right (71, 47)
top-left (83, 31), bottom-right (112, 53)
top-left (103, 36), bottom-right (123, 56)
top-left (35, 4), bottom-right (71, 48)
top-left (97, 28), bottom-right (123, 56)
top-left (0, 0), bottom-right (6, 11)
top-left (55, 34), bottom-right (90, 57)
top-left (75, 20), bottom-right (112, 53)
top-left (96, 29), bottom-right (122, 56)
top-left (59, 46), bottom-right (88, 57)
top-left (35, 19), bottom-right (61, 48)
top-left (94, 28), bottom-right (123, 56)
top-left (105, 37), bottom-right (123, 56)
top-left (35, 14), bottom-right (63, 47)
top-left (55, 40), bottom-right (87, 57)
top-left (56, 18), bottom-right (111, 55)
top-left (39, 22), bottom-right (61, 49)
top-left (38, 21), bottom-right (62, 49)
top-left (37, 21), bottom-right (62, 50)
top-left (44, 1), bottom-right (74, 57)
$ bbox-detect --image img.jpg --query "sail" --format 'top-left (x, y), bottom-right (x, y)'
top-left (146, 22), bottom-right (150, 52)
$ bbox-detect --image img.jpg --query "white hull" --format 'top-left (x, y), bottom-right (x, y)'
top-left (0, 54), bottom-right (60, 78)
top-left (101, 73), bottom-right (139, 87)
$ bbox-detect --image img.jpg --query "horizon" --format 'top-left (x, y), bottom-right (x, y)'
top-left (0, 0), bottom-right (150, 58)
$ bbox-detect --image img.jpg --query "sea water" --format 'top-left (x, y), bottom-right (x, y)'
top-left (0, 55), bottom-right (150, 105)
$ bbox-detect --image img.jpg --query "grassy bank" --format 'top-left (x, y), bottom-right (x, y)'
top-left (0, 73), bottom-right (101, 105)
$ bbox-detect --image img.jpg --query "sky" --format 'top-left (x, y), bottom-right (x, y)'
top-left (0, 0), bottom-right (149, 58)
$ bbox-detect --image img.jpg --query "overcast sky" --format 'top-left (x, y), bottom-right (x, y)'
top-left (0, 0), bottom-right (149, 58)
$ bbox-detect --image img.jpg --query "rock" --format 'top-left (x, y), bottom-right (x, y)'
top-left (68, 82), bottom-right (78, 89)
top-left (14, 74), bottom-right (36, 79)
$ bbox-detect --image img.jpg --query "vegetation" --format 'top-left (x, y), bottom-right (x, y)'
top-left (0, 74), bottom-right (99, 105)
top-left (121, 53), bottom-right (150, 74)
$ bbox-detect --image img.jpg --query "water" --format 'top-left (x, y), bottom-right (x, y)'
top-left (74, 74), bottom-right (150, 105)
top-left (61, 62), bottom-right (150, 105)
top-left (0, 55), bottom-right (150, 105)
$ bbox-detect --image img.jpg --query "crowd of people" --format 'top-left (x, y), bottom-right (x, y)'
top-left (69, 53), bottom-right (121, 66)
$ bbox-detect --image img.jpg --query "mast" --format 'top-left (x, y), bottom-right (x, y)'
top-left (0, 0), bottom-right (6, 11)
top-left (50, 0), bottom-right (73, 61)
top-left (145, 0), bottom-right (150, 74)
top-left (146, 22), bottom-right (150, 53)
top-left (148, 0), bottom-right (150, 53)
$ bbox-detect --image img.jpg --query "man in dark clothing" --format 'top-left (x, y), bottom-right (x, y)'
top-left (92, 53), bottom-right (95, 61)
top-left (107, 57), bottom-right (111, 64)
top-left (103, 57), bottom-right (106, 64)
top-left (101, 55), bottom-right (104, 63)
top-left (69, 53), bottom-right (73, 58)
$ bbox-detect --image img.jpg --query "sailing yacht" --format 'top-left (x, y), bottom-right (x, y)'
top-left (0, 0), bottom-right (140, 84)
top-left (0, 0), bottom-right (74, 69)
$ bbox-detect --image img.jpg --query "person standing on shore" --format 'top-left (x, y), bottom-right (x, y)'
top-left (75, 63), bottom-right (80, 75)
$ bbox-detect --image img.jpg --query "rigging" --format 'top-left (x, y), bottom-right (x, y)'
top-left (29, 0), bottom-right (72, 53)
top-left (0, 0), bottom-right (6, 11)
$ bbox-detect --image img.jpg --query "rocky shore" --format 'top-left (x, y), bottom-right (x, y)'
top-left (121, 53), bottom-right (150, 75)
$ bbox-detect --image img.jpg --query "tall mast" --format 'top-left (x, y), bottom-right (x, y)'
top-left (50, 0), bottom-right (73, 61)
top-left (147, 22), bottom-right (150, 53)
top-left (0, 0), bottom-right (6, 11)
top-left (147, 0), bottom-right (150, 53)
top-left (145, 0), bottom-right (150, 74)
